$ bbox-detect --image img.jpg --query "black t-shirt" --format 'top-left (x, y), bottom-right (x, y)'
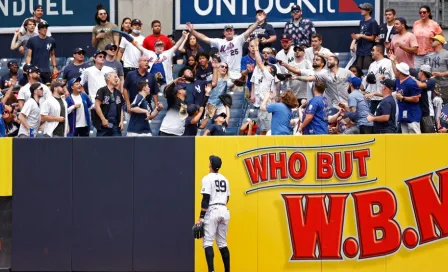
top-left (27, 36), bottom-right (56, 72)
top-left (94, 86), bottom-right (124, 129)
top-left (419, 79), bottom-right (435, 117)
top-left (183, 116), bottom-right (198, 136)
top-left (250, 22), bottom-right (276, 50)
top-left (185, 80), bottom-right (208, 106)
top-left (195, 63), bottom-right (213, 81)
top-left (374, 95), bottom-right (397, 133)
top-left (378, 23), bottom-right (396, 49)
top-left (53, 97), bottom-right (65, 137)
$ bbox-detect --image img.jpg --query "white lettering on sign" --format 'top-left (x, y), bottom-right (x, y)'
top-left (47, 0), bottom-right (57, 15)
top-left (62, 0), bottom-right (73, 15)
top-left (276, 0), bottom-right (293, 13)
top-left (194, 0), bottom-right (213, 16)
top-left (0, 0), bottom-right (8, 16)
top-left (217, 0), bottom-right (235, 16)
top-left (13, 0), bottom-right (25, 16)
top-left (0, 0), bottom-right (73, 16)
top-left (29, 0), bottom-right (43, 14)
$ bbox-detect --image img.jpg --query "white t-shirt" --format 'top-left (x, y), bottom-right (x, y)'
top-left (304, 46), bottom-right (332, 63)
top-left (364, 58), bottom-right (395, 101)
top-left (276, 47), bottom-right (295, 74)
top-left (210, 34), bottom-right (246, 78)
top-left (18, 82), bottom-right (51, 104)
top-left (80, 65), bottom-right (115, 101)
top-left (288, 59), bottom-right (313, 99)
top-left (18, 98), bottom-right (41, 136)
top-left (119, 35), bottom-right (145, 68)
top-left (71, 94), bottom-right (87, 127)
top-left (155, 48), bottom-right (175, 84)
top-left (201, 172), bottom-right (230, 206)
top-left (40, 95), bottom-right (68, 137)
top-left (251, 66), bottom-right (276, 107)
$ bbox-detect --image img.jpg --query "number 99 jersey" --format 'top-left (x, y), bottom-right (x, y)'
top-left (201, 173), bottom-right (230, 206)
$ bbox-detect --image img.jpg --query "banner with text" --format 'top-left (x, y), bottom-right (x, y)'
top-left (195, 135), bottom-right (448, 272)
top-left (0, 0), bottom-right (115, 33)
top-left (176, 0), bottom-right (379, 30)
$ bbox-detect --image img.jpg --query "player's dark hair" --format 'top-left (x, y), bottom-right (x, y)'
top-left (178, 66), bottom-right (193, 78)
top-left (311, 33), bottom-right (323, 41)
top-left (198, 52), bottom-right (209, 60)
top-left (167, 34), bottom-right (175, 39)
top-left (329, 55), bottom-right (339, 66)
top-left (420, 5), bottom-right (433, 19)
top-left (314, 81), bottom-right (326, 94)
top-left (24, 19), bottom-right (36, 31)
top-left (385, 8), bottom-right (396, 15)
top-left (95, 4), bottom-right (109, 25)
top-left (151, 20), bottom-right (161, 27)
top-left (137, 81), bottom-right (148, 92)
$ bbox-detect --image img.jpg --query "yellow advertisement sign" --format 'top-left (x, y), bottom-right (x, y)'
top-left (0, 138), bottom-right (13, 196)
top-left (195, 135), bottom-right (448, 272)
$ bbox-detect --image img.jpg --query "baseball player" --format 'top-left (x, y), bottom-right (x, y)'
top-left (195, 155), bottom-right (231, 272)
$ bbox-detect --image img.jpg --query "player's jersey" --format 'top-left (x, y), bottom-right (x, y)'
top-left (210, 35), bottom-right (246, 77)
top-left (201, 172), bottom-right (230, 206)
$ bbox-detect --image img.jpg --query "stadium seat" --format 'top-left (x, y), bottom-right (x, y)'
top-left (65, 57), bottom-right (74, 66)
top-left (56, 57), bottom-right (66, 67)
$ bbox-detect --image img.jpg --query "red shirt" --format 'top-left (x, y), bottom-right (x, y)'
top-left (142, 34), bottom-right (172, 51)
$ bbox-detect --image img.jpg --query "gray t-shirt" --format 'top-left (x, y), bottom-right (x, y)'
top-left (18, 32), bottom-right (38, 57)
top-left (315, 68), bottom-right (355, 106)
top-left (92, 22), bottom-right (119, 50)
top-left (104, 60), bottom-right (124, 77)
top-left (425, 49), bottom-right (448, 88)
top-left (160, 108), bottom-right (185, 136)
top-left (348, 90), bottom-right (373, 127)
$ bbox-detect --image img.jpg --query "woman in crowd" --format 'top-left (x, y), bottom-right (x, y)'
top-left (261, 90), bottom-right (299, 135)
top-left (179, 34), bottom-right (204, 58)
top-left (412, 5), bottom-right (443, 68)
top-left (185, 55), bottom-right (198, 75)
top-left (349, 65), bottom-right (366, 92)
top-left (121, 17), bottom-right (132, 33)
top-left (208, 62), bottom-right (233, 114)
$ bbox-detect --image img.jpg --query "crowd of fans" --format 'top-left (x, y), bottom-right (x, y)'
top-left (0, 3), bottom-right (447, 137)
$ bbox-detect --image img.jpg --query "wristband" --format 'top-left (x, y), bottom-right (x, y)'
top-left (200, 210), bottom-right (206, 219)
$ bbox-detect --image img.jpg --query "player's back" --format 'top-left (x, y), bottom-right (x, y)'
top-left (202, 172), bottom-right (230, 206)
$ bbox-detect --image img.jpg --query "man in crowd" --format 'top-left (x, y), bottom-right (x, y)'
top-left (196, 53), bottom-right (213, 81)
top-left (18, 83), bottom-right (43, 137)
top-left (18, 5), bottom-right (52, 37)
top-left (299, 81), bottom-right (328, 135)
top-left (26, 21), bottom-right (58, 84)
top-left (284, 4), bottom-right (316, 47)
top-left (17, 66), bottom-right (51, 109)
top-left (203, 108), bottom-right (231, 136)
top-left (0, 79), bottom-right (16, 137)
top-left (117, 19), bottom-right (145, 77)
top-left (123, 56), bottom-right (159, 116)
top-left (104, 43), bottom-right (124, 91)
top-left (364, 44), bottom-right (395, 114)
top-left (0, 61), bottom-right (20, 89)
top-left (412, 65), bottom-right (436, 133)
top-left (367, 79), bottom-right (397, 133)
top-left (92, 5), bottom-right (119, 50)
top-left (376, 8), bottom-right (397, 56)
top-left (284, 45), bottom-right (312, 103)
top-left (127, 81), bottom-right (164, 137)
top-left (40, 82), bottom-right (68, 137)
top-left (66, 77), bottom-right (93, 137)
top-left (142, 20), bottom-right (172, 51)
top-left (93, 72), bottom-right (124, 136)
top-left (340, 77), bottom-right (373, 134)
top-left (425, 35), bottom-right (448, 104)
top-left (388, 18), bottom-right (418, 68)
top-left (304, 33), bottom-right (333, 64)
top-left (241, 40), bottom-right (257, 92)
top-left (178, 62), bottom-right (218, 106)
top-left (80, 50), bottom-right (115, 101)
top-left (276, 34), bottom-right (295, 73)
top-left (186, 12), bottom-right (266, 79)
top-left (62, 48), bottom-right (92, 84)
top-left (11, 19), bottom-right (37, 57)
top-left (250, 10), bottom-right (277, 51)
top-left (352, 3), bottom-right (379, 70)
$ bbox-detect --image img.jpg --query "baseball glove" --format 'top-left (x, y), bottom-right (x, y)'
top-left (233, 75), bottom-right (247, 87)
top-left (192, 221), bottom-right (205, 239)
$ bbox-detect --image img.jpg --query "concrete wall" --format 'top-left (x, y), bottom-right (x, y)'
top-left (118, 0), bottom-right (174, 36)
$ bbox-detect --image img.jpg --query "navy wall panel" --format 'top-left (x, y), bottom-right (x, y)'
top-left (71, 138), bottom-right (134, 272)
top-left (12, 139), bottom-right (73, 271)
top-left (132, 138), bottom-right (195, 272)
top-left (0, 197), bottom-right (12, 270)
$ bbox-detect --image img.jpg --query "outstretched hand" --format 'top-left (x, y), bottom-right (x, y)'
top-left (186, 22), bottom-right (194, 32)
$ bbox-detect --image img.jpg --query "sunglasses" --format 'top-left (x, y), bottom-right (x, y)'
top-left (96, 55), bottom-right (105, 59)
top-left (108, 48), bottom-right (117, 51)
top-left (220, 65), bottom-right (228, 69)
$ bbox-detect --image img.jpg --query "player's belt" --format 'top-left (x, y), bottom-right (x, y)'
top-left (210, 203), bottom-right (226, 206)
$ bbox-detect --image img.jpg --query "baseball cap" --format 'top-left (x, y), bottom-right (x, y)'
top-left (93, 50), bottom-right (106, 58)
top-left (291, 4), bottom-right (301, 12)
top-left (420, 64), bottom-right (432, 75)
top-left (67, 77), bottom-right (82, 90)
top-left (30, 83), bottom-right (43, 95)
top-left (154, 40), bottom-right (165, 47)
top-left (213, 112), bottom-right (227, 122)
top-left (380, 79), bottom-right (395, 90)
top-left (209, 155), bottom-right (222, 171)
top-left (267, 56), bottom-right (278, 64)
top-left (224, 24), bottom-right (234, 30)
top-left (293, 44), bottom-right (306, 52)
top-left (7, 61), bottom-right (18, 68)
top-left (348, 77), bottom-right (362, 89)
top-left (366, 73), bottom-right (376, 84)
top-left (105, 43), bottom-right (118, 50)
top-left (28, 66), bottom-right (40, 73)
top-left (187, 104), bottom-right (199, 116)
top-left (431, 35), bottom-right (447, 45)
top-left (22, 64), bottom-right (31, 73)
top-left (38, 21), bottom-right (49, 29)
top-left (175, 83), bottom-right (187, 92)
top-left (131, 19), bottom-right (142, 26)
top-left (396, 62), bottom-right (410, 75)
top-left (50, 81), bottom-right (65, 91)
top-left (358, 3), bottom-right (373, 12)
top-left (281, 33), bottom-right (292, 41)
top-left (34, 4), bottom-right (43, 11)
top-left (73, 47), bottom-right (86, 54)
top-left (345, 111), bottom-right (358, 123)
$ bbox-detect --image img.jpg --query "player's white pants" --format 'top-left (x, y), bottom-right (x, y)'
top-left (203, 205), bottom-right (230, 249)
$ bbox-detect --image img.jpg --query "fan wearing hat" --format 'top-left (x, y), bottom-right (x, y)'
top-left (366, 79), bottom-right (397, 133)
top-left (17, 83), bottom-right (44, 137)
top-left (0, 61), bottom-right (20, 90)
top-left (26, 20), bottom-right (57, 84)
top-left (284, 4), bottom-right (316, 47)
top-left (62, 48), bottom-right (92, 84)
top-left (276, 34), bottom-right (295, 73)
top-left (17, 66), bottom-right (51, 109)
top-left (249, 10), bottom-right (277, 51)
top-left (65, 77), bottom-right (94, 137)
top-left (203, 110), bottom-right (230, 136)
top-left (426, 35), bottom-right (448, 104)
top-left (80, 50), bottom-right (114, 101)
top-left (186, 11), bottom-right (266, 79)
top-left (40, 81), bottom-right (68, 137)
top-left (183, 85), bottom-right (212, 136)
top-left (18, 5), bottom-right (52, 37)
top-left (0, 77), bottom-right (17, 137)
top-left (286, 45), bottom-right (312, 102)
top-left (104, 43), bottom-right (124, 91)
top-left (389, 54), bottom-right (422, 134)
top-left (117, 19), bottom-right (146, 77)
top-left (159, 79), bottom-right (189, 136)
top-left (387, 17), bottom-right (418, 68)
top-left (351, 3), bottom-right (379, 70)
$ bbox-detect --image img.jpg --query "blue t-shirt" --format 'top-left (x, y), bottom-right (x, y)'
top-left (356, 18), bottom-right (379, 56)
top-left (208, 123), bottom-right (227, 135)
top-left (374, 95), bottom-right (397, 133)
top-left (241, 54), bottom-right (256, 90)
top-left (303, 96), bottom-right (329, 135)
top-left (62, 63), bottom-right (92, 81)
top-left (27, 36), bottom-right (56, 72)
top-left (124, 70), bottom-right (160, 103)
top-left (348, 89), bottom-right (373, 127)
top-left (150, 55), bottom-right (166, 84)
top-left (107, 93), bottom-right (118, 123)
top-left (395, 78), bottom-right (422, 123)
top-left (0, 103), bottom-right (5, 137)
top-left (128, 93), bottom-right (152, 134)
top-left (267, 103), bottom-right (293, 135)
top-left (185, 80), bottom-right (207, 106)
